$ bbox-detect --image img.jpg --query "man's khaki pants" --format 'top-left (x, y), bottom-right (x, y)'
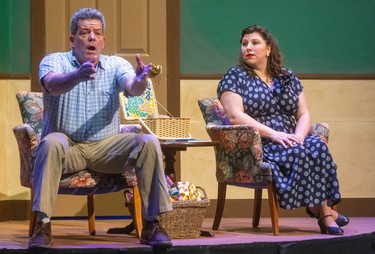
top-left (32, 132), bottom-right (172, 221)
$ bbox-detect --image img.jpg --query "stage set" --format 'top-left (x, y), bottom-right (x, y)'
top-left (1, 216), bottom-right (374, 254)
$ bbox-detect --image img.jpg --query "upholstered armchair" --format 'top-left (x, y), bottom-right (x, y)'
top-left (198, 97), bottom-right (330, 236)
top-left (13, 91), bottom-right (143, 238)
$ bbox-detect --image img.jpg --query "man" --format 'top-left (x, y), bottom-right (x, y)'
top-left (29, 8), bottom-right (172, 249)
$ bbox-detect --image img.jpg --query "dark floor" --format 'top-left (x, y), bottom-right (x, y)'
top-left (0, 217), bottom-right (374, 254)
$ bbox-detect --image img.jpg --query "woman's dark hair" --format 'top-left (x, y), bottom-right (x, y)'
top-left (238, 25), bottom-right (285, 78)
top-left (70, 8), bottom-right (106, 35)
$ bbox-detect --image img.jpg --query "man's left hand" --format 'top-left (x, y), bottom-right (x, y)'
top-left (135, 54), bottom-right (152, 81)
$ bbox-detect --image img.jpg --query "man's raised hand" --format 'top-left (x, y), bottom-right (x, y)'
top-left (135, 54), bottom-right (152, 81)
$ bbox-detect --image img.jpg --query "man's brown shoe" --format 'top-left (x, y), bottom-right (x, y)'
top-left (28, 221), bottom-right (53, 249)
top-left (140, 220), bottom-right (172, 248)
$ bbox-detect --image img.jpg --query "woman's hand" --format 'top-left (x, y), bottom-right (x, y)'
top-left (270, 131), bottom-right (303, 148)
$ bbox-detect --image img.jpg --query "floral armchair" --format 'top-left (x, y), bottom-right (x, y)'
top-left (13, 91), bottom-right (143, 238)
top-left (198, 97), bottom-right (330, 235)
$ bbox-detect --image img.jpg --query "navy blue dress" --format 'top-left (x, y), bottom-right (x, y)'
top-left (217, 67), bottom-right (341, 209)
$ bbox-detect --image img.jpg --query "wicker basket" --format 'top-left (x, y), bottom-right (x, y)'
top-left (124, 186), bottom-right (209, 239)
top-left (159, 191), bottom-right (210, 238)
top-left (119, 81), bottom-right (191, 140)
top-left (138, 117), bottom-right (191, 140)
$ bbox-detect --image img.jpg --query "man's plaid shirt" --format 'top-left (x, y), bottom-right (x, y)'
top-left (39, 51), bottom-right (135, 142)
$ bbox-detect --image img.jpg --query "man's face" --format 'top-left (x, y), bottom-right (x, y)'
top-left (70, 19), bottom-right (105, 64)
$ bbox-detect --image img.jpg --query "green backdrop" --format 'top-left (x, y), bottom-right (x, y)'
top-left (1, 1), bottom-right (374, 76)
top-left (181, 0), bottom-right (375, 75)
top-left (0, 0), bottom-right (30, 75)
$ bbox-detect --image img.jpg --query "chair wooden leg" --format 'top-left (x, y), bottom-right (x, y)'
top-left (252, 188), bottom-right (262, 228)
top-left (87, 194), bottom-right (96, 236)
top-left (267, 184), bottom-right (279, 235)
top-left (106, 187), bottom-right (142, 237)
top-left (132, 185), bottom-right (143, 239)
top-left (212, 182), bottom-right (227, 230)
top-left (29, 189), bottom-right (36, 237)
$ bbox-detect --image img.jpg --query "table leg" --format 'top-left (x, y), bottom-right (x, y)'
top-left (162, 149), bottom-right (177, 182)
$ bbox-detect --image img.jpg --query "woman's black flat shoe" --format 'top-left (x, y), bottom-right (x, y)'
top-left (306, 207), bottom-right (350, 227)
top-left (318, 215), bottom-right (344, 235)
top-left (335, 213), bottom-right (350, 227)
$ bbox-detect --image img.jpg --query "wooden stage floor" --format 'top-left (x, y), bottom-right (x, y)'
top-left (1, 217), bottom-right (374, 253)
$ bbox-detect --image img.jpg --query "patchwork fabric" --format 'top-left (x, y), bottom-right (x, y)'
top-left (120, 80), bottom-right (158, 119)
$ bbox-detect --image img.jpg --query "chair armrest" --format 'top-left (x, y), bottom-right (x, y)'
top-left (311, 122), bottom-right (329, 143)
top-left (206, 124), bottom-right (262, 160)
top-left (206, 124), bottom-right (272, 184)
top-left (119, 124), bottom-right (142, 134)
top-left (13, 124), bottom-right (39, 188)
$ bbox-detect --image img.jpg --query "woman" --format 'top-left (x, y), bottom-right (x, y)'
top-left (217, 25), bottom-right (349, 235)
